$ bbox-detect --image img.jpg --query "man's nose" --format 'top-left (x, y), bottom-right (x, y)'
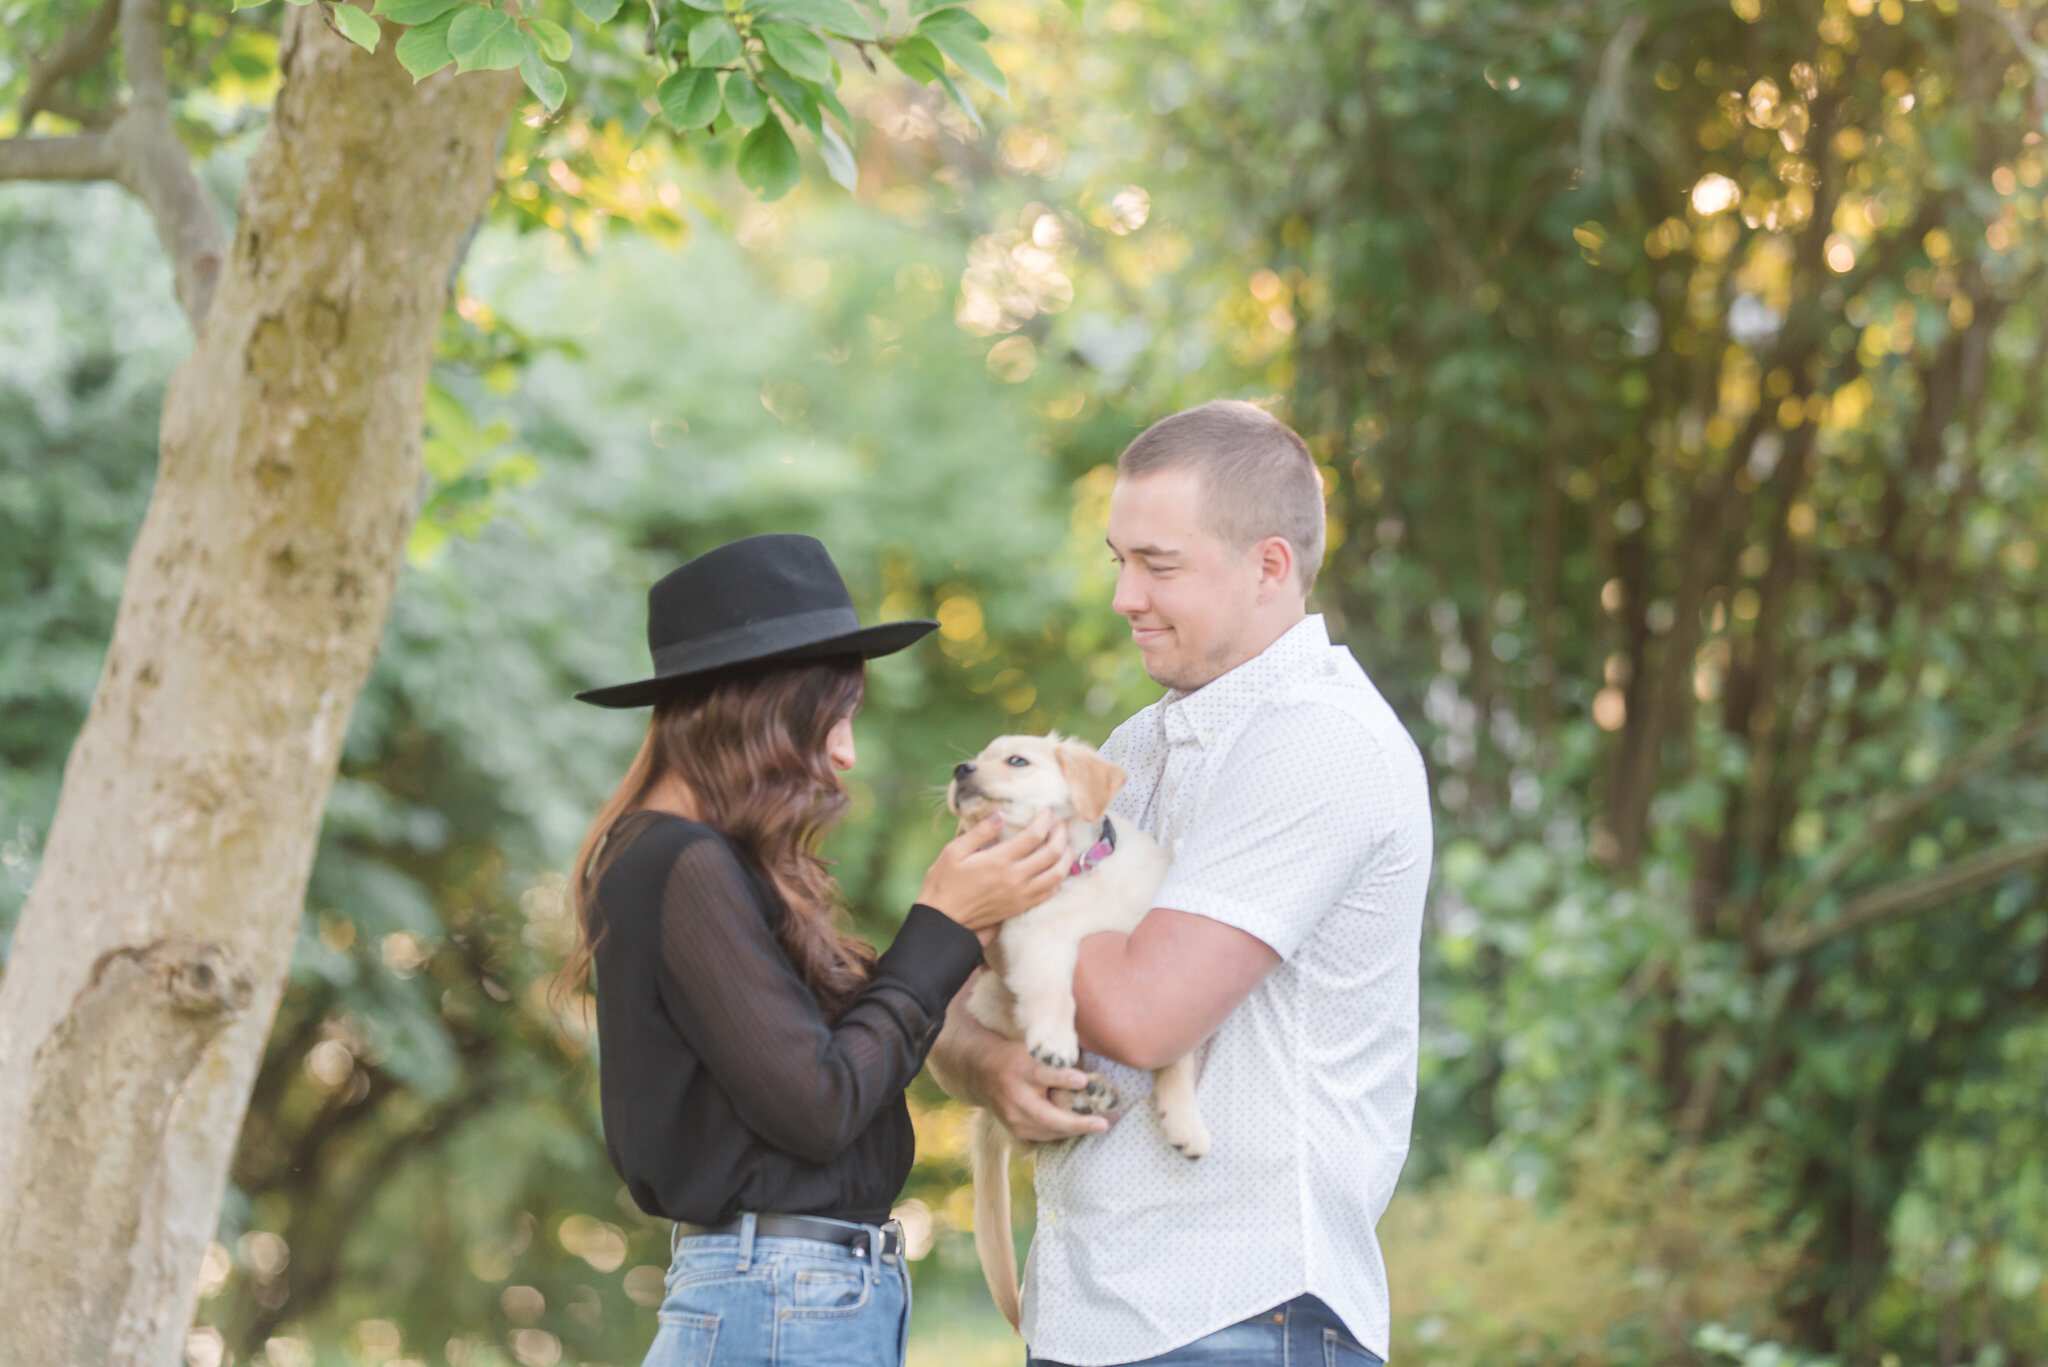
top-left (953, 762), bottom-right (977, 781)
top-left (1111, 564), bottom-right (1144, 616)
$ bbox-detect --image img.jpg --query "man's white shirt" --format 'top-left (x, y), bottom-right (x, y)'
top-left (1020, 614), bottom-right (1432, 1365)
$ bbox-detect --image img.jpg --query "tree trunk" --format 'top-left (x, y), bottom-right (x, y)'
top-left (0, 14), bottom-right (519, 1366)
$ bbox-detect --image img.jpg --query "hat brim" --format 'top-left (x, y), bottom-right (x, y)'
top-left (573, 619), bottom-right (938, 709)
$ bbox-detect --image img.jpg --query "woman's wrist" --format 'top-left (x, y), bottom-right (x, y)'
top-left (934, 909), bottom-right (993, 951)
top-left (919, 885), bottom-right (987, 937)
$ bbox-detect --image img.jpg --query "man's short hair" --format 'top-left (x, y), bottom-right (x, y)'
top-left (1116, 400), bottom-right (1327, 591)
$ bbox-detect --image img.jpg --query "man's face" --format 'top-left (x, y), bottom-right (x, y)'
top-left (1106, 468), bottom-right (1263, 692)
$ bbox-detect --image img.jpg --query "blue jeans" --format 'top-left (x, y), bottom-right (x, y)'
top-left (643, 1215), bottom-right (911, 1367)
top-left (1027, 1293), bottom-right (1383, 1367)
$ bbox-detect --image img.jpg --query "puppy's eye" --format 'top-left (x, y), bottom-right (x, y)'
top-left (1006, 755), bottom-right (1030, 767)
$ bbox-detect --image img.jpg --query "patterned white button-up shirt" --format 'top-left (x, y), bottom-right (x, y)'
top-left (1021, 614), bottom-right (1432, 1365)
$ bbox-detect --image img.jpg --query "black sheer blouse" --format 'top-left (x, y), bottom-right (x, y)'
top-left (590, 810), bottom-right (984, 1226)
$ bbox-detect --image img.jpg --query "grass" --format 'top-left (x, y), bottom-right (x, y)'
top-left (907, 1234), bottom-right (1027, 1367)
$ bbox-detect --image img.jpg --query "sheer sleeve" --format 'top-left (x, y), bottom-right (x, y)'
top-left (652, 835), bottom-right (984, 1164)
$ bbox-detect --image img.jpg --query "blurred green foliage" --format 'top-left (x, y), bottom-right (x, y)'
top-left (5, 0), bottom-right (2048, 1364)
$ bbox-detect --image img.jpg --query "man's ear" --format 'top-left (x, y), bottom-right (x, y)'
top-left (1254, 534), bottom-right (1298, 604)
top-left (1055, 740), bottom-right (1127, 822)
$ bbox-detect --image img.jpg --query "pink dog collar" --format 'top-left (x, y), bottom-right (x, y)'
top-left (1068, 816), bottom-right (1118, 877)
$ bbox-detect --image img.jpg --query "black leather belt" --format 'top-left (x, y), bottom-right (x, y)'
top-left (675, 1212), bottom-right (903, 1259)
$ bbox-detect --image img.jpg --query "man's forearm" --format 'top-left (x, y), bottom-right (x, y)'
top-left (1072, 930), bottom-right (1152, 1067)
top-left (927, 971), bottom-right (997, 1107)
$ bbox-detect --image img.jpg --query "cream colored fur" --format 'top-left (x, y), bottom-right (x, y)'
top-left (947, 733), bottom-right (1212, 1332)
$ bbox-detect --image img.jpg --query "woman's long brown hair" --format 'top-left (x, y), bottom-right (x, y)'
top-left (554, 655), bottom-right (877, 1019)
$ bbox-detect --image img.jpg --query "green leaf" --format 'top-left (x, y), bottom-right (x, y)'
top-left (448, 5), bottom-right (529, 70)
top-left (395, 9), bottom-right (456, 78)
top-left (736, 117), bottom-right (801, 200)
top-left (688, 15), bottom-right (742, 66)
top-left (232, 0), bottom-right (273, 10)
top-left (760, 63), bottom-right (822, 138)
top-left (656, 67), bottom-right (722, 128)
top-left (676, 0), bottom-right (727, 9)
top-left (570, 0), bottom-right (620, 21)
top-left (918, 10), bottom-right (1004, 98)
top-left (932, 34), bottom-right (1004, 98)
top-left (519, 50), bottom-right (566, 109)
top-left (490, 449), bottom-right (542, 488)
top-left (722, 72), bottom-right (767, 129)
top-left (757, 0), bottom-right (874, 40)
top-left (935, 67), bottom-right (982, 129)
top-left (819, 121), bottom-right (857, 192)
top-left (332, 2), bottom-right (382, 51)
top-left (422, 382), bottom-right (478, 455)
top-left (525, 15), bottom-right (573, 60)
top-left (805, 74), bottom-right (852, 133)
top-left (889, 34), bottom-right (945, 84)
top-left (916, 5), bottom-right (989, 41)
top-left (406, 516), bottom-right (450, 566)
top-left (759, 23), bottom-right (831, 84)
top-left (372, 0), bottom-right (459, 22)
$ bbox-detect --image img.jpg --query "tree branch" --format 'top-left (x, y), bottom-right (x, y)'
top-left (1765, 833), bottom-right (2048, 957)
top-left (13, 0), bottom-right (121, 131)
top-left (1578, 14), bottom-right (1647, 186)
top-left (0, 0), bottom-right (226, 328)
top-left (1760, 706), bottom-right (2048, 942)
top-left (1962, 0), bottom-right (2048, 87)
top-left (0, 133), bottom-right (119, 181)
top-left (112, 0), bottom-right (223, 325)
top-left (33, 90), bottom-right (117, 130)
top-left (118, 0), bottom-right (172, 117)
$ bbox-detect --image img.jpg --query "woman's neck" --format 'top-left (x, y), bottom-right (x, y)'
top-left (638, 771), bottom-right (702, 821)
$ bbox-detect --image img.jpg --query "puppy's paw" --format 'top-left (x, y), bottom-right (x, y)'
top-left (1030, 1045), bottom-right (1080, 1071)
top-left (1025, 1024), bottom-right (1082, 1073)
top-left (1052, 1072), bottom-right (1125, 1120)
top-left (1155, 1101), bottom-right (1211, 1160)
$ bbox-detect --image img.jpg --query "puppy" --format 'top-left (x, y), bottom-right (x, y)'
top-left (947, 733), bottom-right (1211, 1332)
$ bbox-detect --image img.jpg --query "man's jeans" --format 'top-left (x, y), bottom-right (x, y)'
top-left (1026, 1293), bottom-right (1384, 1367)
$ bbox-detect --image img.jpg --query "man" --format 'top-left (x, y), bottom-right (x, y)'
top-left (929, 400), bottom-right (1432, 1367)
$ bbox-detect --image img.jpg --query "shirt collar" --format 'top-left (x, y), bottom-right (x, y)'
top-left (1158, 614), bottom-right (1331, 748)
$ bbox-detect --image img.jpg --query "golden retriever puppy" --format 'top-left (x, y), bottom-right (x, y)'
top-left (947, 733), bottom-right (1211, 1331)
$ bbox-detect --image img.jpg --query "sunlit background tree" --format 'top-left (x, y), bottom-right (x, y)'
top-left (4, 0), bottom-right (2046, 1364)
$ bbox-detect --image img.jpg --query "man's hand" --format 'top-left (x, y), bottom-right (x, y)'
top-left (928, 972), bottom-right (1113, 1143)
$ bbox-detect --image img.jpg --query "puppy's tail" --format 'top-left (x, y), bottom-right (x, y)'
top-left (970, 1107), bottom-right (1023, 1333)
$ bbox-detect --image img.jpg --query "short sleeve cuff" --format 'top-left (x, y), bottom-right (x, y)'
top-left (1151, 877), bottom-right (1309, 961)
top-left (870, 903), bottom-right (986, 1014)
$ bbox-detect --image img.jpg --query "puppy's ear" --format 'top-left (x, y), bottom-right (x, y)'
top-left (1055, 740), bottom-right (1127, 822)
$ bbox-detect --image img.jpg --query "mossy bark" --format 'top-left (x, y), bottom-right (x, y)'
top-left (0, 14), bottom-right (519, 1365)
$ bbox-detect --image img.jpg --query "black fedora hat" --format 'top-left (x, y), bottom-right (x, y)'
top-left (574, 534), bottom-right (938, 708)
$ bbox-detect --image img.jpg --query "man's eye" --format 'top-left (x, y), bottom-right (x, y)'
top-left (1006, 755), bottom-right (1030, 767)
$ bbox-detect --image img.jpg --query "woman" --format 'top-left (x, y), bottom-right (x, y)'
top-left (562, 533), bottom-right (1079, 1367)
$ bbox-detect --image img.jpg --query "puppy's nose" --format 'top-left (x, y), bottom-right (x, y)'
top-left (953, 762), bottom-right (977, 781)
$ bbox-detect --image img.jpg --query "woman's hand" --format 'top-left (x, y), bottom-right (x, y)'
top-left (918, 811), bottom-right (1070, 941)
